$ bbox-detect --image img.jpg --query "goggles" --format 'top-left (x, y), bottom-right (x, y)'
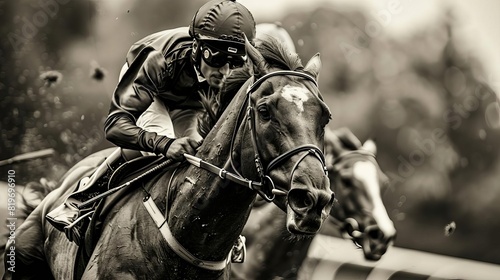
top-left (200, 44), bottom-right (246, 69)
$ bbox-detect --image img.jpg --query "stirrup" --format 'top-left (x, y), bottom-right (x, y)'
top-left (47, 149), bottom-right (122, 231)
top-left (64, 210), bottom-right (94, 245)
top-left (231, 235), bottom-right (246, 263)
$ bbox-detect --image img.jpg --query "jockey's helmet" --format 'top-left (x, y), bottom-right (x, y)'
top-left (190, 0), bottom-right (255, 61)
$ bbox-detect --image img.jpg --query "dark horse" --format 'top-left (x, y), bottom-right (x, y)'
top-left (231, 129), bottom-right (397, 279)
top-left (3, 38), bottom-right (334, 279)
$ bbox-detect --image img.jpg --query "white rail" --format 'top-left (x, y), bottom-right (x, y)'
top-left (302, 235), bottom-right (500, 280)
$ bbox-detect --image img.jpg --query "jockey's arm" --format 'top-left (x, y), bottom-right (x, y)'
top-left (104, 50), bottom-right (175, 155)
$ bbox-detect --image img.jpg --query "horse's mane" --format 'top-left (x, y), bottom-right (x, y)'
top-left (197, 36), bottom-right (304, 138)
top-left (254, 34), bottom-right (303, 72)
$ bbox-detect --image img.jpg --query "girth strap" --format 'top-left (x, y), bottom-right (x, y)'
top-left (143, 196), bottom-right (231, 271)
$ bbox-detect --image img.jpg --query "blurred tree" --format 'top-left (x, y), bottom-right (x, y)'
top-left (1, 0), bottom-right (97, 182)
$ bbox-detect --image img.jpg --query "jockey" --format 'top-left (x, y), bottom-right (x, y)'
top-left (46, 0), bottom-right (256, 240)
top-left (108, 0), bottom-right (256, 161)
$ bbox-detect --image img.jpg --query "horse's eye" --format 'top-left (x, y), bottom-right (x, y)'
top-left (257, 105), bottom-right (271, 120)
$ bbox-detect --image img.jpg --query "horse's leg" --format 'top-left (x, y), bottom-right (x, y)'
top-left (2, 202), bottom-right (54, 280)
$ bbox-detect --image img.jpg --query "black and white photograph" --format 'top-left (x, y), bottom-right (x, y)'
top-left (1, 0), bottom-right (500, 279)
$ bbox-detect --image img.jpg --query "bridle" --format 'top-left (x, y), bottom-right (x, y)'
top-left (227, 70), bottom-right (329, 202)
top-left (185, 70), bottom-right (329, 202)
top-left (328, 150), bottom-right (376, 248)
top-left (144, 70), bottom-right (331, 271)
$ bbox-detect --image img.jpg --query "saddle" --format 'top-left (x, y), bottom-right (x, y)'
top-left (46, 148), bottom-right (169, 245)
top-left (75, 154), bottom-right (175, 280)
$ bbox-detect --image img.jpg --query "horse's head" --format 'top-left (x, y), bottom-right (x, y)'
top-left (326, 128), bottom-right (396, 260)
top-left (236, 37), bottom-right (334, 235)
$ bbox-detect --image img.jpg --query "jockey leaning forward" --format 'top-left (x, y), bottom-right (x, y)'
top-left (46, 0), bottom-right (257, 240)
top-left (108, 0), bottom-right (256, 160)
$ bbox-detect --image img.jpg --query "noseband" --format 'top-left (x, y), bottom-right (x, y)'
top-left (228, 70), bottom-right (329, 202)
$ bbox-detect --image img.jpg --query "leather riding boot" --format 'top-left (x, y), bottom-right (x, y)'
top-left (46, 148), bottom-right (123, 237)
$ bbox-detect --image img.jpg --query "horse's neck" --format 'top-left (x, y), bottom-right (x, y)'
top-left (165, 78), bottom-right (257, 261)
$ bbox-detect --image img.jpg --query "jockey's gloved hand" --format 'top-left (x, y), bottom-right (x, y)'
top-left (165, 137), bottom-right (201, 161)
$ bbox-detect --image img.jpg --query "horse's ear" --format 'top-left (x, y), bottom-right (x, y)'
top-left (324, 127), bottom-right (343, 161)
top-left (362, 139), bottom-right (377, 155)
top-left (304, 53), bottom-right (321, 81)
top-left (335, 127), bottom-right (362, 150)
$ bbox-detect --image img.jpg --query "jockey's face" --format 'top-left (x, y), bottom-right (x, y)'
top-left (199, 55), bottom-right (231, 89)
top-left (197, 42), bottom-right (246, 89)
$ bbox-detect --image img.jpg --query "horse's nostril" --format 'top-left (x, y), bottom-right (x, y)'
top-left (368, 229), bottom-right (382, 240)
top-left (288, 189), bottom-right (316, 211)
top-left (304, 192), bottom-right (314, 208)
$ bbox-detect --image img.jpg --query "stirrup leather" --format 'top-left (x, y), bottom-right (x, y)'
top-left (64, 210), bottom-right (94, 245)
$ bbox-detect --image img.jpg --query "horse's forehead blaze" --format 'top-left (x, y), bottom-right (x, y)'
top-left (352, 161), bottom-right (378, 187)
top-left (351, 161), bottom-right (380, 203)
top-left (280, 85), bottom-right (310, 112)
top-left (352, 161), bottom-right (395, 236)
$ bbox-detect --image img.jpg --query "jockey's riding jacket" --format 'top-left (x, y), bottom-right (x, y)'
top-left (104, 27), bottom-right (208, 155)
